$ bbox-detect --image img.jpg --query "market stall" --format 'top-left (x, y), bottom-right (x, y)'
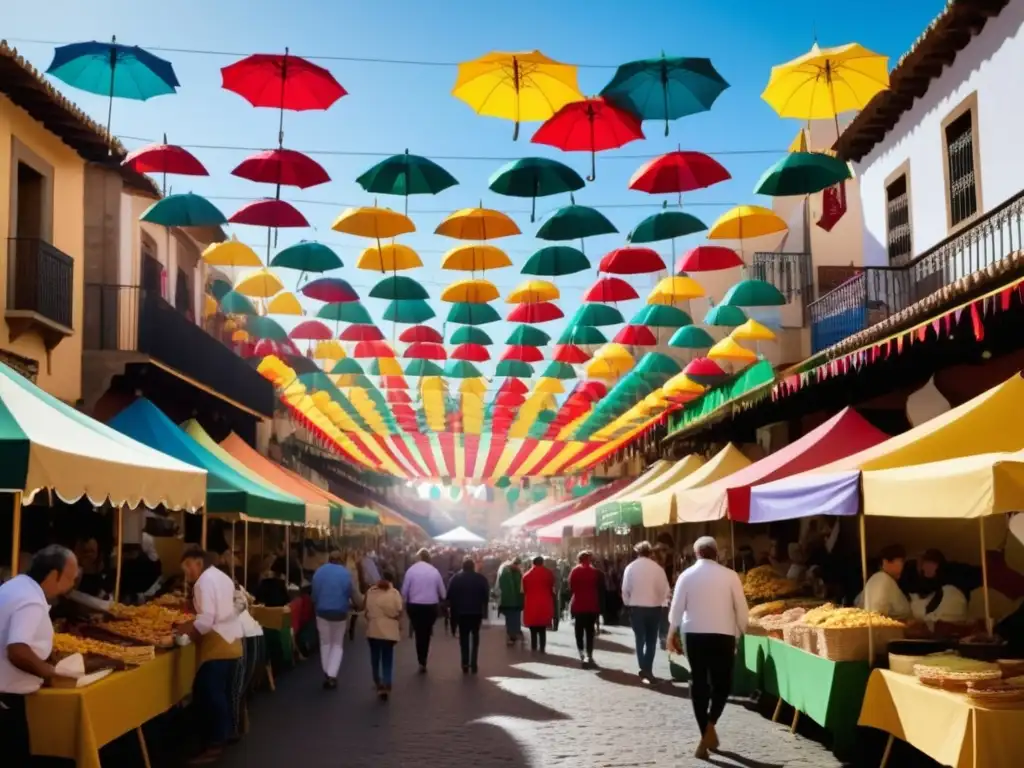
top-left (596, 453), bottom-right (705, 532)
top-left (529, 477), bottom-right (632, 535)
top-left (640, 444), bottom-right (751, 527)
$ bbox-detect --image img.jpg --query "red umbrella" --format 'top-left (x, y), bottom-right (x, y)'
top-left (231, 148), bottom-right (330, 189)
top-left (614, 325), bottom-right (657, 346)
top-left (251, 338), bottom-right (300, 358)
top-left (553, 344), bottom-right (590, 364)
top-left (600, 247), bottom-right (665, 275)
top-left (392, 404), bottom-right (416, 417)
top-left (583, 276), bottom-right (638, 303)
top-left (339, 324), bottom-right (384, 342)
top-left (301, 277), bottom-right (358, 303)
top-left (578, 381), bottom-right (608, 400)
top-left (399, 325), bottom-right (443, 344)
top-left (506, 302), bottom-right (563, 324)
top-left (501, 345), bottom-right (544, 363)
top-left (405, 342), bottom-right (448, 360)
top-left (353, 340), bottom-right (396, 358)
top-left (122, 139), bottom-right (207, 179)
top-left (678, 245), bottom-right (743, 272)
top-left (451, 343), bottom-right (489, 362)
top-left (500, 378), bottom-right (529, 394)
top-left (494, 392), bottom-right (526, 408)
top-left (532, 96), bottom-right (644, 180)
top-left (629, 151), bottom-right (731, 198)
top-left (387, 390), bottom-right (412, 404)
top-left (379, 376), bottom-right (408, 389)
top-left (229, 199), bottom-right (309, 227)
top-left (684, 357), bottom-right (727, 385)
top-left (289, 319), bottom-right (332, 341)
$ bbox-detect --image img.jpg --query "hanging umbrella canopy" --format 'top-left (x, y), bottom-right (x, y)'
top-left (302, 277), bottom-right (359, 303)
top-left (601, 54), bottom-right (729, 136)
top-left (451, 343), bottom-right (488, 362)
top-left (554, 344), bottom-right (590, 364)
top-left (632, 304), bottom-right (692, 328)
top-left (488, 157), bottom-right (585, 221)
top-left (440, 244), bottom-right (512, 271)
top-left (401, 325), bottom-right (443, 344)
top-left (501, 345), bottom-right (545, 363)
top-left (202, 236), bottom-right (261, 268)
top-left (586, 357), bottom-right (628, 380)
top-left (141, 193), bottom-right (226, 227)
top-left (499, 378), bottom-right (530, 395)
top-left (332, 206), bottom-right (415, 239)
top-left (219, 290), bottom-right (258, 316)
top-left (635, 352), bottom-right (682, 377)
top-left (570, 303), bottom-right (624, 327)
top-left (266, 291), bottom-right (302, 315)
top-left (384, 299), bottom-right (435, 324)
top-left (507, 325), bottom-right (550, 346)
top-left (599, 247), bottom-right (665, 275)
top-left (318, 301), bottom-right (373, 324)
top-left (615, 325), bottom-right (658, 346)
top-left (231, 148), bottom-right (330, 189)
top-left (221, 51), bottom-right (346, 111)
top-left (679, 245), bottom-right (743, 272)
top-left (405, 359), bottom-right (444, 377)
top-left (732, 318), bottom-right (777, 342)
top-left (507, 279), bottom-right (560, 304)
top-left (367, 358), bottom-right (403, 376)
top-left (353, 340), bottom-right (396, 359)
top-left (558, 325), bottom-right (607, 345)
top-left (762, 42), bottom-right (889, 120)
top-left (704, 303), bottom-right (748, 327)
top-left (289, 320), bottom-right (332, 341)
top-left (594, 343), bottom-right (634, 364)
top-left (583, 276), bottom-right (638, 303)
top-left (356, 150), bottom-right (458, 201)
top-left (123, 140), bottom-right (207, 176)
top-left (231, 330), bottom-right (250, 343)
top-left (452, 50), bottom-right (583, 140)
top-left (245, 315), bottom-right (289, 341)
top-left (339, 324), bottom-right (385, 342)
top-left (450, 326), bottom-right (492, 345)
top-left (314, 340), bottom-right (346, 360)
top-left (209, 279), bottom-right (232, 300)
top-left (506, 302), bottom-right (563, 324)
top-left (234, 268), bottom-right (284, 299)
top-left (755, 151), bottom-right (852, 197)
top-left (271, 241), bottom-right (342, 272)
top-left (331, 358), bottom-right (364, 375)
top-left (669, 325), bottom-right (714, 349)
top-left (521, 245), bottom-right (590, 276)
top-left (722, 279), bottom-right (786, 307)
top-left (444, 360), bottom-right (482, 379)
top-left (648, 276), bottom-right (706, 304)
top-left (387, 390), bottom-right (413, 404)
top-left (229, 199), bottom-right (309, 228)
top-left (441, 279), bottom-right (500, 304)
top-left (532, 96), bottom-right (644, 180)
top-left (708, 336), bottom-right (758, 363)
top-left (536, 204), bottom-right (617, 242)
top-left (684, 357), bottom-right (728, 385)
top-left (495, 360), bottom-right (535, 378)
top-left (356, 244), bottom-right (422, 272)
top-left (629, 150), bottom-right (731, 195)
top-left (447, 302), bottom-right (501, 325)
top-left (435, 207), bottom-right (520, 240)
top-left (47, 38), bottom-right (179, 103)
top-left (370, 275), bottom-right (429, 301)
top-left (708, 205), bottom-right (788, 240)
top-left (628, 210), bottom-right (707, 243)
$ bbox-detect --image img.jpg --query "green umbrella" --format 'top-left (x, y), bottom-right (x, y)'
top-left (507, 325), bottom-right (551, 346)
top-left (754, 151), bottom-right (852, 197)
top-left (495, 476), bottom-right (512, 489)
top-left (506, 487), bottom-right (521, 503)
top-left (635, 352), bottom-right (682, 377)
top-left (140, 193), bottom-right (226, 227)
top-left (331, 359), bottom-right (364, 374)
top-left (318, 302), bottom-right (373, 324)
top-left (488, 157), bottom-right (585, 222)
top-left (450, 326), bottom-right (492, 345)
top-left (405, 359), bottom-right (444, 377)
top-left (444, 360), bottom-right (481, 379)
top-left (447, 302), bottom-right (500, 326)
top-left (296, 371), bottom-right (337, 391)
top-left (495, 360), bottom-right (534, 377)
top-left (628, 210), bottom-right (706, 243)
top-left (703, 303), bottom-right (747, 327)
top-left (369, 275), bottom-right (429, 301)
top-left (571, 303), bottom-right (624, 327)
top-left (209, 279), bottom-right (232, 300)
top-left (536, 202), bottom-right (618, 252)
top-left (669, 325), bottom-right (714, 348)
top-left (722, 279), bottom-right (786, 307)
top-left (531, 485), bottom-right (549, 501)
top-left (557, 325), bottom-right (607, 345)
top-left (631, 304), bottom-right (692, 328)
top-left (271, 241), bottom-right (343, 273)
top-left (219, 290), bottom-right (257, 316)
top-left (521, 245), bottom-right (591, 276)
top-left (541, 361), bottom-right (577, 379)
top-left (383, 299), bottom-right (435, 324)
top-left (355, 150), bottom-right (458, 214)
top-left (245, 315), bottom-right (288, 341)
top-left (430, 486), bottom-right (442, 501)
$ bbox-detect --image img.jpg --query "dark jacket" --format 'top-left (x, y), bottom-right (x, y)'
top-left (447, 570), bottom-right (490, 620)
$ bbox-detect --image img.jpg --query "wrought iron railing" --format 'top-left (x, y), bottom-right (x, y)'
top-left (6, 237), bottom-right (74, 328)
top-left (809, 189), bottom-right (1024, 352)
top-left (750, 251), bottom-right (814, 304)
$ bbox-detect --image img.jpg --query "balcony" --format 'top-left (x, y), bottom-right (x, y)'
top-left (750, 251), bottom-right (814, 326)
top-left (809, 190), bottom-right (1024, 353)
top-left (84, 284), bottom-right (274, 417)
top-left (5, 237), bottom-right (74, 351)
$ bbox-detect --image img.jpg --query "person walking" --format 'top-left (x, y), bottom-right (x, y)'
top-left (445, 557), bottom-right (490, 673)
top-left (667, 536), bottom-right (748, 760)
top-left (497, 557), bottom-right (524, 647)
top-left (310, 551), bottom-right (357, 690)
top-left (568, 551), bottom-right (601, 668)
top-left (364, 570), bottom-right (402, 701)
top-left (522, 556), bottom-right (556, 653)
top-left (622, 541), bottom-right (672, 684)
top-left (400, 548), bottom-right (446, 672)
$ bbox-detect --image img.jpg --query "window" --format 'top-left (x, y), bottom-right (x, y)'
top-left (885, 174), bottom-right (912, 265)
top-left (942, 95), bottom-right (981, 230)
top-left (175, 268), bottom-right (193, 318)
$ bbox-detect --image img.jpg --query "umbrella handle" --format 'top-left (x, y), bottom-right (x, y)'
top-left (587, 151), bottom-right (596, 183)
top-left (513, 121), bottom-right (520, 141)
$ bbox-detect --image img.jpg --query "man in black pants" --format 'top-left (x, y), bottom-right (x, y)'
top-left (400, 549), bottom-right (447, 672)
top-left (445, 557), bottom-right (490, 673)
top-left (667, 536), bottom-right (748, 760)
top-left (568, 551), bottom-right (601, 668)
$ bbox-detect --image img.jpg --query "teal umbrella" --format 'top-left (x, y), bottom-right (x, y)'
top-left (318, 302), bottom-right (373, 324)
top-left (495, 476), bottom-right (512, 489)
top-left (628, 210), bottom-right (706, 243)
top-left (507, 325), bottom-right (551, 346)
top-left (571, 303), bottom-right (624, 327)
top-left (635, 352), bottom-right (682, 378)
top-left (369, 275), bottom-right (429, 301)
top-left (703, 303), bottom-right (747, 327)
top-left (444, 360), bottom-right (482, 379)
top-left (209, 279), bottom-right (232, 301)
top-left (722, 279), bottom-right (786, 307)
top-left (245, 315), bottom-right (288, 341)
top-left (355, 150), bottom-right (458, 214)
top-left (331, 359), bottom-right (364, 374)
top-left (219, 290), bottom-right (257, 316)
top-left (557, 325), bottom-right (607, 345)
top-left (495, 360), bottom-right (534, 377)
top-left (488, 157), bottom-right (585, 221)
top-left (669, 325), bottom-right (714, 348)
top-left (450, 326), bottom-right (492, 345)
top-left (521, 245), bottom-right (591, 276)
top-left (140, 193), bottom-right (226, 227)
top-left (631, 304), bottom-right (692, 328)
top-left (383, 299), bottom-right (435, 324)
top-left (755, 151), bottom-right (852, 197)
top-left (447, 302), bottom-right (500, 326)
top-left (541, 361), bottom-right (576, 379)
top-left (404, 359), bottom-right (443, 377)
top-left (271, 241), bottom-right (342, 273)
top-left (536, 201), bottom-right (617, 255)
top-left (506, 487), bottom-right (521, 504)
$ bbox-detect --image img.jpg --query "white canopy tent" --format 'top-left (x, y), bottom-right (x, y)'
top-left (434, 525), bottom-right (486, 544)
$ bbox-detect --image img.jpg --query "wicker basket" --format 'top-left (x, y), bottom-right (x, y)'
top-left (783, 624), bottom-right (818, 655)
top-left (815, 625), bottom-right (905, 662)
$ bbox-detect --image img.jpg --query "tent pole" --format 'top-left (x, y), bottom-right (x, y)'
top-left (980, 519), bottom-right (993, 635)
top-left (285, 526), bottom-right (290, 585)
top-left (859, 515), bottom-right (873, 664)
top-left (114, 506), bottom-right (124, 604)
top-left (244, 520), bottom-right (250, 592)
top-left (201, 510), bottom-right (208, 550)
top-left (10, 492), bottom-right (22, 576)
top-left (230, 522), bottom-right (237, 585)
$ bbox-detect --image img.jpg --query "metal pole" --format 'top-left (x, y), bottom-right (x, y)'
top-left (981, 519), bottom-right (993, 635)
top-left (10, 492), bottom-right (22, 575)
top-left (114, 506), bottom-right (124, 603)
top-left (859, 515), bottom-right (873, 663)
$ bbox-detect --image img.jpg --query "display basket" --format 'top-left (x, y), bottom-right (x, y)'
top-left (783, 623), bottom-right (817, 655)
top-left (815, 625), bottom-right (905, 662)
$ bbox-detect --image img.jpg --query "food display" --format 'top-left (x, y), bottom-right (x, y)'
top-left (98, 603), bottom-right (192, 648)
top-left (914, 656), bottom-right (1003, 690)
top-left (965, 678), bottom-right (1024, 704)
top-left (742, 566), bottom-right (802, 604)
top-left (757, 607), bottom-right (808, 632)
top-left (800, 604), bottom-right (905, 629)
top-left (52, 633), bottom-right (155, 664)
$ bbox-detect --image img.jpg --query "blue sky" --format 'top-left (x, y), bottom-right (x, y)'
top-left (7, 0), bottom-right (945, 383)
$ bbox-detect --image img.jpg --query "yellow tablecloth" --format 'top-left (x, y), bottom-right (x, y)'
top-left (859, 668), bottom-right (1024, 768)
top-left (28, 644), bottom-right (197, 768)
top-left (250, 604), bottom-right (290, 630)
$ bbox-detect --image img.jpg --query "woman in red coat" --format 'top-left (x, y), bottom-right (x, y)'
top-left (522, 556), bottom-right (555, 653)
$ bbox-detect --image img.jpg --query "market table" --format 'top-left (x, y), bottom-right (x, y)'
top-left (251, 604), bottom-right (292, 667)
top-left (666, 635), bottom-right (762, 696)
top-left (859, 668), bottom-right (1024, 768)
top-left (27, 644), bottom-right (197, 768)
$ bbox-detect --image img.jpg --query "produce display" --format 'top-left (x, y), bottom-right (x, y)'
top-left (756, 607), bottom-right (808, 631)
top-left (914, 656), bottom-right (1003, 690)
top-left (52, 633), bottom-right (155, 664)
top-left (741, 566), bottom-right (802, 603)
top-left (800, 603), bottom-right (905, 629)
top-left (99, 603), bottom-right (192, 647)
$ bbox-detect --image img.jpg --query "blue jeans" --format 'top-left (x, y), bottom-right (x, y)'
top-left (194, 659), bottom-right (238, 746)
top-left (503, 608), bottom-right (522, 639)
top-left (368, 638), bottom-right (395, 685)
top-left (629, 606), bottom-right (662, 676)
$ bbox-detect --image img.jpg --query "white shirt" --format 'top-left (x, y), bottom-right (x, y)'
top-left (910, 585), bottom-right (968, 627)
top-left (621, 557), bottom-right (671, 608)
top-left (193, 567), bottom-right (243, 643)
top-left (668, 559), bottom-right (749, 637)
top-left (855, 571), bottom-right (911, 620)
top-left (0, 575), bottom-right (53, 694)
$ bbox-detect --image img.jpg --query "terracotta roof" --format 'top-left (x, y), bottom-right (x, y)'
top-left (835, 0), bottom-right (1009, 162)
top-left (0, 40), bottom-right (160, 198)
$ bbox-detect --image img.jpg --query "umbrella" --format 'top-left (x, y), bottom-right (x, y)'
top-left (339, 324), bottom-right (385, 342)
top-left (506, 302), bottom-right (563, 324)
top-left (47, 37), bottom-right (179, 143)
top-left (301, 277), bottom-right (359, 303)
top-left (709, 337), bottom-right (758, 364)
top-left (663, 373), bottom-right (705, 397)
top-left (536, 202), bottom-right (617, 246)
top-left (441, 279), bottom-right (500, 304)
top-left (583, 277), bottom-right (638, 303)
top-left (721, 279), bottom-right (786, 307)
top-left (542, 362), bottom-right (577, 380)
top-left (202, 236), bottom-right (262, 267)
top-left (532, 96), bottom-right (644, 181)
top-left (266, 292), bottom-right (303, 315)
top-left (231, 148), bottom-right (330, 189)
top-left (332, 206), bottom-right (416, 254)
top-left (370, 275), bottom-right (429, 301)
top-left (356, 150), bottom-right (458, 213)
top-left (271, 241), bottom-right (342, 273)
top-left (383, 299), bottom-right (435, 324)
top-left (441, 244), bottom-right (512, 272)
top-left (289, 320), bottom-right (333, 341)
top-left (554, 344), bottom-right (590, 364)
top-left (451, 343), bottom-right (489, 362)
top-left (586, 357), bottom-right (629, 380)
top-left (506, 325), bottom-right (551, 346)
top-left (628, 150), bottom-right (731, 199)
top-left (501, 346), bottom-right (545, 363)
top-left (405, 359), bottom-right (444, 377)
top-left (444, 360), bottom-right (482, 379)
top-left (631, 304), bottom-right (692, 328)
top-left (318, 302), bottom-right (373, 324)
top-left (219, 291), bottom-right (257, 316)
top-left (570, 303), bottom-right (623, 327)
top-left (648, 276), bottom-right (706, 305)
top-left (495, 360), bottom-right (535, 378)
top-left (141, 193), bottom-right (226, 227)
top-left (732, 318), bottom-right (777, 342)
top-left (448, 302), bottom-right (501, 325)
top-left (356, 244), bottom-right (422, 272)
top-left (313, 340), bottom-right (346, 360)
top-left (122, 137), bottom-right (207, 192)
top-left (234, 268), bottom-right (284, 299)
top-left (703, 303), bottom-right (747, 327)
top-left (557, 325), bottom-right (607, 345)
top-left (679, 245), bottom-right (743, 272)
top-left (368, 358), bottom-right (403, 376)
top-left (450, 326), bottom-right (493, 345)
top-left (245, 315), bottom-right (289, 341)
top-left (521, 245), bottom-right (590, 276)
top-left (436, 208), bottom-right (520, 240)
top-left (330, 358), bottom-right (364, 374)
top-left (684, 357), bottom-right (728, 386)
top-left (507, 280), bottom-right (559, 304)
top-left (601, 54), bottom-right (729, 136)
top-left (229, 199), bottom-right (309, 228)
top-left (452, 51), bottom-right (583, 140)
top-left (488, 157), bottom-right (585, 221)
top-left (353, 340), bottom-right (396, 359)
top-left (635, 352), bottom-right (682, 377)
top-left (599, 247), bottom-right (665, 275)
top-left (208, 279), bottom-right (233, 300)
top-left (499, 379), bottom-right (530, 394)
top-left (400, 326), bottom-right (443, 344)
top-left (615, 325), bottom-right (658, 346)
top-left (628, 210), bottom-right (706, 244)
top-left (754, 151), bottom-right (852, 197)
top-left (707, 205), bottom-right (788, 240)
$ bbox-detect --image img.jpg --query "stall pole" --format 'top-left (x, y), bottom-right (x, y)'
top-left (10, 492), bottom-right (22, 575)
top-left (230, 522), bottom-right (237, 584)
top-left (730, 520), bottom-right (736, 571)
top-left (859, 515), bottom-right (873, 663)
top-left (285, 525), bottom-right (290, 583)
top-left (980, 519), bottom-right (993, 635)
top-left (201, 510), bottom-right (208, 550)
top-left (113, 506), bottom-right (124, 604)
top-left (243, 520), bottom-right (250, 590)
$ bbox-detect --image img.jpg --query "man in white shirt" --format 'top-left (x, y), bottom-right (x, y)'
top-left (667, 536), bottom-right (748, 760)
top-left (0, 545), bottom-right (79, 764)
top-left (621, 541), bottom-right (671, 684)
top-left (855, 544), bottom-right (911, 620)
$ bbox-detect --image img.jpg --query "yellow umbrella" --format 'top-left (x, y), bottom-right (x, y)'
top-left (356, 244), bottom-right (422, 272)
top-left (708, 336), bottom-right (758, 363)
top-left (460, 378), bottom-right (487, 395)
top-left (762, 42), bottom-right (889, 121)
top-left (534, 378), bottom-right (565, 395)
top-left (440, 244), bottom-right (513, 272)
top-left (202, 294), bottom-right (218, 318)
top-left (708, 205), bottom-right (788, 240)
top-left (664, 372), bottom-right (705, 397)
top-left (789, 128), bottom-right (809, 153)
top-left (231, 330), bottom-right (250, 343)
top-left (202, 236), bottom-right (262, 268)
top-left (435, 208), bottom-right (521, 240)
top-left (731, 318), bottom-right (776, 342)
top-left (586, 357), bottom-right (627, 380)
top-left (419, 377), bottom-right (448, 393)
top-left (332, 206), bottom-right (415, 241)
top-left (314, 340), bottom-right (346, 360)
top-left (223, 318), bottom-right (239, 332)
top-left (267, 291), bottom-right (303, 316)
top-left (593, 342), bottom-right (634, 365)
top-left (507, 279), bottom-right (559, 304)
top-left (374, 358), bottom-right (404, 377)
top-left (235, 268), bottom-right (285, 299)
top-left (452, 50), bottom-right (583, 140)
top-left (647, 276), bottom-right (705, 305)
top-left (440, 278), bottom-right (500, 304)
